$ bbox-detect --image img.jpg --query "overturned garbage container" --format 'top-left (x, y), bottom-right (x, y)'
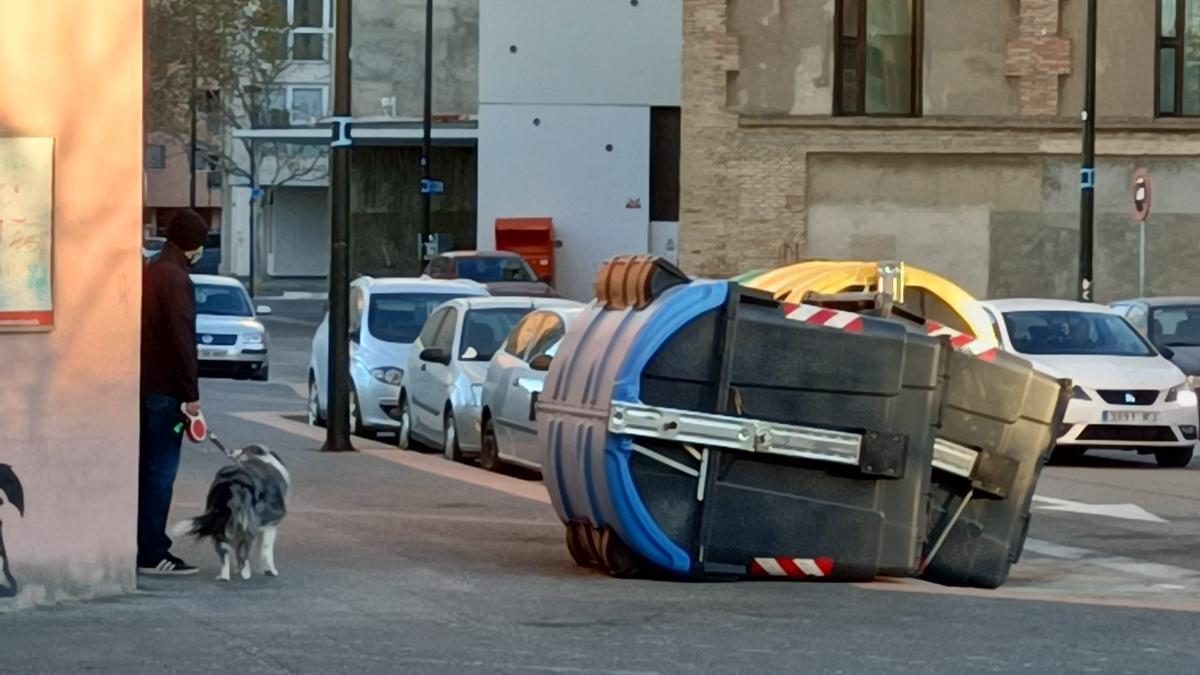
top-left (538, 256), bottom-right (945, 581)
top-left (916, 330), bottom-right (1071, 588)
top-left (778, 303), bottom-right (1073, 589)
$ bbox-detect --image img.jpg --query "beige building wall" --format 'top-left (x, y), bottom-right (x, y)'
top-left (682, 0), bottom-right (1200, 301)
top-left (0, 0), bottom-right (144, 608)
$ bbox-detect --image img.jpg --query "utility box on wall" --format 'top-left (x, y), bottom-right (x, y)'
top-left (495, 217), bottom-right (556, 283)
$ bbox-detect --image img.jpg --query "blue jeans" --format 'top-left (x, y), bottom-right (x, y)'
top-left (137, 394), bottom-right (184, 565)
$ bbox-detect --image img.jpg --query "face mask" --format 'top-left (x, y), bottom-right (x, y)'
top-left (189, 247), bottom-right (205, 266)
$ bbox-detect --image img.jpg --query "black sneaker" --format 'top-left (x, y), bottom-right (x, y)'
top-left (138, 554), bottom-right (198, 576)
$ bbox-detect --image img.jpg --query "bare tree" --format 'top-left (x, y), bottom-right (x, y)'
top-left (148, 0), bottom-right (327, 190)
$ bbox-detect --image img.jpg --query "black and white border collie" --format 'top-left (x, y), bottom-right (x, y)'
top-left (172, 444), bottom-right (290, 582)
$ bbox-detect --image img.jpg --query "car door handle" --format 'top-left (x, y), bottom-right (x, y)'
top-left (421, 364), bottom-right (427, 372)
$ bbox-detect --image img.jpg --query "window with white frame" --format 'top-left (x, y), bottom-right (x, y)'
top-left (256, 0), bottom-right (333, 62)
top-left (291, 0), bottom-right (330, 61)
top-left (264, 85), bottom-right (329, 126)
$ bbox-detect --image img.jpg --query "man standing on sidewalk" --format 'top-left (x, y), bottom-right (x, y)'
top-left (137, 210), bottom-right (208, 576)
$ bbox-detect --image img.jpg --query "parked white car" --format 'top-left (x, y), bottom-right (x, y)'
top-left (479, 305), bottom-right (584, 472)
top-left (308, 276), bottom-right (488, 436)
top-left (192, 274), bottom-right (271, 381)
top-left (397, 296), bottom-right (578, 461)
top-left (980, 299), bottom-right (1198, 467)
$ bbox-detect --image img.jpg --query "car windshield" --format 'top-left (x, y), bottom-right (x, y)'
top-left (455, 256), bottom-right (537, 283)
top-left (369, 293), bottom-right (466, 344)
top-left (194, 284), bottom-right (253, 317)
top-left (1003, 310), bottom-right (1154, 357)
top-left (1150, 306), bottom-right (1200, 347)
top-left (459, 307), bottom-right (533, 361)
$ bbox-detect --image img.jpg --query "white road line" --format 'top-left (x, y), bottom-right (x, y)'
top-left (1032, 495), bottom-right (1168, 523)
top-left (1023, 538), bottom-right (1200, 582)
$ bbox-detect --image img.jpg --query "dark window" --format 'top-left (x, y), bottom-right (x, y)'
top-left (293, 0), bottom-right (324, 27)
top-left (1150, 306), bottom-right (1200, 346)
top-left (649, 107), bottom-right (681, 222)
top-left (1002, 311), bottom-right (1155, 357)
top-left (369, 293), bottom-right (465, 345)
top-left (527, 315), bottom-right (567, 361)
top-left (195, 284), bottom-right (253, 318)
top-left (293, 34), bottom-right (325, 61)
top-left (146, 144), bottom-right (166, 170)
top-left (459, 308), bottom-right (534, 361)
top-left (456, 256), bottom-right (537, 283)
top-left (835, 0), bottom-right (922, 116)
top-left (1156, 0), bottom-right (1200, 116)
top-left (416, 306), bottom-right (449, 347)
top-left (432, 308), bottom-right (459, 352)
top-left (503, 312), bottom-right (542, 358)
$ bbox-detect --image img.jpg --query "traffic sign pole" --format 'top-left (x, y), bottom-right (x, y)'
top-left (1132, 169), bottom-right (1152, 298)
top-left (1139, 220), bottom-right (1146, 298)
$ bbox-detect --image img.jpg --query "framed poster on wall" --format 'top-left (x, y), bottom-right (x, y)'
top-left (0, 137), bottom-right (54, 331)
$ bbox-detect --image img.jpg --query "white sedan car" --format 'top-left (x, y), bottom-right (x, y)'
top-left (981, 299), bottom-right (1198, 467)
top-left (397, 296), bottom-right (578, 462)
top-left (308, 276), bottom-right (488, 436)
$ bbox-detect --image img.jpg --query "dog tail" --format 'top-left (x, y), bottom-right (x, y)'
top-left (176, 479), bottom-right (258, 542)
top-left (170, 519), bottom-right (197, 538)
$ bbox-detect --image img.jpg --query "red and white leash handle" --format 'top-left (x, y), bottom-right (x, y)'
top-left (179, 404), bottom-right (232, 456)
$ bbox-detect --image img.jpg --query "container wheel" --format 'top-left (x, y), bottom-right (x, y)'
top-left (564, 523), bottom-right (594, 568)
top-left (599, 528), bottom-right (644, 579)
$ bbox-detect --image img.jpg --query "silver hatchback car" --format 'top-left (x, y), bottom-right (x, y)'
top-left (192, 274), bottom-right (271, 381)
top-left (479, 305), bottom-right (583, 472)
top-left (397, 296), bottom-right (579, 461)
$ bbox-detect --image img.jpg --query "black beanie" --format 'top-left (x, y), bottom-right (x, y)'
top-left (166, 210), bottom-right (209, 252)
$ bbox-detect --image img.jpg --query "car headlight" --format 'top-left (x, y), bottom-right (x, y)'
top-left (242, 333), bottom-right (263, 345)
top-left (371, 367), bottom-right (404, 386)
top-left (1071, 385), bottom-right (1091, 401)
top-left (1168, 384), bottom-right (1198, 407)
top-left (1189, 375), bottom-right (1200, 390)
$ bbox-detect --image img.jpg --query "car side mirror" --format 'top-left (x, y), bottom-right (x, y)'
top-left (256, 305), bottom-right (273, 316)
top-left (529, 354), bottom-right (553, 372)
top-left (420, 347), bottom-right (450, 365)
top-left (1160, 345), bottom-right (1176, 360)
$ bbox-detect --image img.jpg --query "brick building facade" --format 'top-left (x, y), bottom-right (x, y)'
top-left (682, 0), bottom-right (1200, 301)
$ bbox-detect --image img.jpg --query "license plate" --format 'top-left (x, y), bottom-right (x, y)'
top-left (1102, 410), bottom-right (1160, 423)
top-left (199, 348), bottom-right (224, 359)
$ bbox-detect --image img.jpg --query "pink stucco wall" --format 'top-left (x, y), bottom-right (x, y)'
top-left (0, 0), bottom-right (143, 608)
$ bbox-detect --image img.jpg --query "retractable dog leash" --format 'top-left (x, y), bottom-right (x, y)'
top-left (177, 404), bottom-right (237, 460)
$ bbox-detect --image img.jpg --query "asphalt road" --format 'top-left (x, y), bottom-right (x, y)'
top-left (3, 300), bottom-right (1200, 674)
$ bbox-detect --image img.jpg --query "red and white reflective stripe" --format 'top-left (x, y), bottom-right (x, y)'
top-left (748, 557), bottom-right (835, 578)
top-left (779, 302), bottom-right (999, 362)
top-left (924, 321), bottom-right (999, 362)
top-left (780, 303), bottom-right (864, 333)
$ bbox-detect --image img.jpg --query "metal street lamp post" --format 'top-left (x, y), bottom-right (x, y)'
top-left (1078, 0), bottom-right (1098, 302)
top-left (323, 0), bottom-right (355, 452)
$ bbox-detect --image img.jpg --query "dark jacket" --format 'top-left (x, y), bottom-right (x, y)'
top-left (141, 243), bottom-right (199, 402)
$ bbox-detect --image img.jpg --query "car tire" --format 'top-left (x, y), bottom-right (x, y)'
top-left (350, 387), bottom-right (369, 439)
top-left (443, 408), bottom-right (464, 463)
top-left (396, 393), bottom-right (413, 450)
top-left (307, 374), bottom-right (326, 427)
top-left (1155, 446), bottom-right (1194, 468)
top-left (479, 416), bottom-right (503, 472)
